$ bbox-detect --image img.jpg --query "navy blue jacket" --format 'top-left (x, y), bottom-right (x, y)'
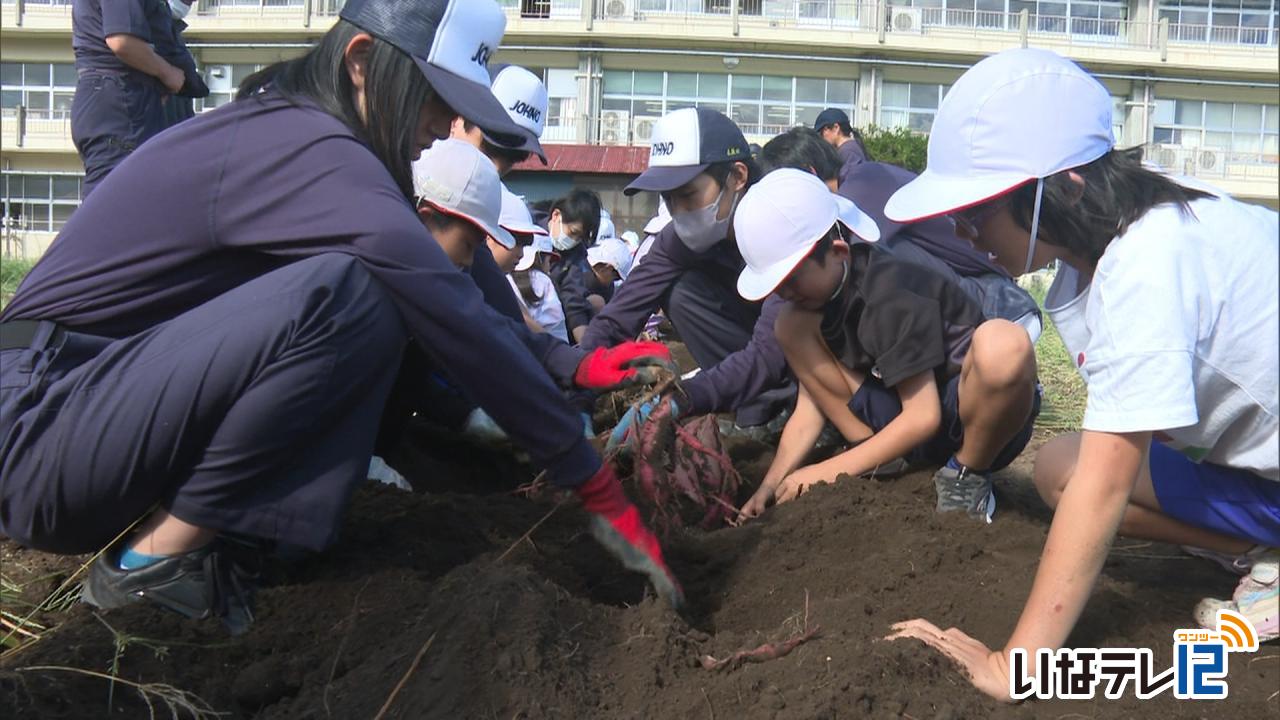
top-left (580, 224), bottom-right (789, 417)
top-left (3, 92), bottom-right (598, 488)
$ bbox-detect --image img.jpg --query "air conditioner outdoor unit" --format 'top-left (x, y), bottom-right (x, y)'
top-left (1154, 145), bottom-right (1179, 170)
top-left (206, 65), bottom-right (235, 94)
top-left (603, 0), bottom-right (634, 19)
top-left (1198, 149), bottom-right (1218, 170)
top-left (891, 7), bottom-right (924, 34)
top-left (632, 116), bottom-right (661, 145)
top-left (599, 110), bottom-right (630, 145)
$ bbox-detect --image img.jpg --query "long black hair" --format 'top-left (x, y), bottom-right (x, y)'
top-left (1007, 146), bottom-right (1212, 266)
top-left (513, 253), bottom-right (552, 306)
top-left (238, 20), bottom-right (435, 199)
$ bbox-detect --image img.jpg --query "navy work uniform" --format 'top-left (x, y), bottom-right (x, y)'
top-left (71, 0), bottom-right (173, 196)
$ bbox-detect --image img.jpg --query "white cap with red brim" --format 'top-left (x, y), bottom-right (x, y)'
top-left (413, 138), bottom-right (515, 249)
top-left (734, 168), bottom-right (880, 302)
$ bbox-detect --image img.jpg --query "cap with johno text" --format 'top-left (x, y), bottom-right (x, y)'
top-left (885, 48), bottom-right (1114, 224)
top-left (734, 169), bottom-right (880, 302)
top-left (412, 138), bottom-right (515, 249)
top-left (481, 64), bottom-right (549, 163)
top-left (498, 185), bottom-right (548, 237)
top-left (339, 0), bottom-right (525, 144)
top-left (624, 108), bottom-right (752, 196)
top-left (813, 107), bottom-right (850, 131)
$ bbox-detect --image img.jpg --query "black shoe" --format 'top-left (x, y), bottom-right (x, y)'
top-left (717, 407), bottom-right (792, 445)
top-left (82, 541), bottom-right (257, 635)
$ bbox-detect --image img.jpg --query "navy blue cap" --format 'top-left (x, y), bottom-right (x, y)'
top-left (813, 107), bottom-right (850, 130)
top-left (340, 0), bottom-right (525, 144)
top-left (624, 107), bottom-right (751, 196)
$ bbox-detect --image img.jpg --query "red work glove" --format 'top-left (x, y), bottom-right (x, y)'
top-left (574, 341), bottom-right (674, 391)
top-left (574, 464), bottom-right (685, 610)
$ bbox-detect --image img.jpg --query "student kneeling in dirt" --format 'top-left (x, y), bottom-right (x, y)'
top-left (734, 169), bottom-right (1040, 520)
top-left (886, 49), bottom-right (1279, 695)
top-left (0, 0), bottom-right (683, 634)
top-left (585, 108), bottom-right (796, 437)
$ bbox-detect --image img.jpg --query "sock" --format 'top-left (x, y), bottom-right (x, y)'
top-left (946, 456), bottom-right (989, 474)
top-left (118, 545), bottom-right (165, 570)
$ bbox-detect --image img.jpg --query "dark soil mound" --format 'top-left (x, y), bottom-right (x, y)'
top-left (3, 430), bottom-right (1276, 719)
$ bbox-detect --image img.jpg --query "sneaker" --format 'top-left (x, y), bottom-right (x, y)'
top-left (1181, 544), bottom-right (1274, 576)
top-left (82, 540), bottom-right (257, 635)
top-left (717, 408), bottom-right (792, 445)
top-left (1194, 554), bottom-right (1279, 642)
top-left (932, 465), bottom-right (996, 523)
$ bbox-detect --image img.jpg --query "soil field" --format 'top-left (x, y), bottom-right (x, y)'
top-left (1, 379), bottom-right (1276, 719)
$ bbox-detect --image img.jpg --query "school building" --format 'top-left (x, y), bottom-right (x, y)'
top-left (2, 0), bottom-right (1277, 254)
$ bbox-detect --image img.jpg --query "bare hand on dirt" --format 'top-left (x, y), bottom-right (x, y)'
top-left (773, 465), bottom-right (834, 504)
top-left (885, 619), bottom-right (1013, 703)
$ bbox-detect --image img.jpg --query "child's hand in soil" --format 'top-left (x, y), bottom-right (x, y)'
top-left (773, 464), bottom-right (835, 504)
top-left (886, 619), bottom-right (1013, 703)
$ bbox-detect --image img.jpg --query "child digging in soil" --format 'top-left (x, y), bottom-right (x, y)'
top-left (735, 168), bottom-right (1040, 521)
top-left (884, 48), bottom-right (1279, 698)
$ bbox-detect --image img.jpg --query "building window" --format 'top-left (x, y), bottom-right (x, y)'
top-left (879, 81), bottom-right (948, 133)
top-left (0, 62), bottom-right (77, 120)
top-left (197, 64), bottom-right (265, 111)
top-left (1159, 0), bottom-right (1279, 45)
top-left (895, 0), bottom-right (1127, 36)
top-left (1152, 98), bottom-right (1280, 161)
top-left (601, 69), bottom-right (855, 141)
top-left (1, 173), bottom-right (84, 233)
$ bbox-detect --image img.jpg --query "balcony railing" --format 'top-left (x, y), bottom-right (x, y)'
top-left (3, 0), bottom-right (1277, 52)
top-left (1148, 144), bottom-right (1280, 183)
top-left (0, 107), bottom-right (74, 152)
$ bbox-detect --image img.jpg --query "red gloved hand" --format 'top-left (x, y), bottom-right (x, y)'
top-left (574, 341), bottom-right (674, 391)
top-left (575, 464), bottom-right (685, 609)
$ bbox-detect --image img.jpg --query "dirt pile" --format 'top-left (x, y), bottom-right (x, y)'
top-left (4, 429), bottom-right (1277, 719)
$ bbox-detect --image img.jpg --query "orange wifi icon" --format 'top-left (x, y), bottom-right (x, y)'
top-left (1216, 609), bottom-right (1259, 652)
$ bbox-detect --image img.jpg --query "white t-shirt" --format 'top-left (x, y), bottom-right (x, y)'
top-left (1044, 190), bottom-right (1278, 481)
top-left (507, 270), bottom-right (569, 343)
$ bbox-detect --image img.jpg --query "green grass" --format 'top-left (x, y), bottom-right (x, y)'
top-left (1, 256), bottom-right (37, 311)
top-left (1024, 272), bottom-right (1088, 432)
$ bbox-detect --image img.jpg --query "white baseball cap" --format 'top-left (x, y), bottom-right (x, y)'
top-left (413, 138), bottom-right (515, 249)
top-left (498, 185), bottom-right (548, 237)
top-left (885, 48), bottom-right (1114, 223)
top-left (625, 108), bottom-right (752, 196)
top-left (598, 211), bottom-right (617, 240)
top-left (339, 0), bottom-right (525, 143)
top-left (734, 168), bottom-right (880, 302)
top-left (482, 64), bottom-right (549, 163)
top-left (587, 237), bottom-right (634, 280)
top-left (514, 233), bottom-right (556, 271)
top-left (643, 198), bottom-right (671, 234)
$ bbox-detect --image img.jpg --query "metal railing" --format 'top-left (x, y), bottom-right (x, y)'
top-left (1148, 144), bottom-right (1280, 181)
top-left (0, 107), bottom-right (74, 149)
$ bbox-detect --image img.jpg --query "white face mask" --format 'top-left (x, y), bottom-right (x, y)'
top-left (672, 184), bottom-right (738, 253)
top-left (549, 215), bottom-right (578, 252)
top-left (169, 0), bottom-right (191, 20)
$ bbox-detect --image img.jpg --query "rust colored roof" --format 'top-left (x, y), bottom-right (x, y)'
top-left (515, 144), bottom-right (649, 175)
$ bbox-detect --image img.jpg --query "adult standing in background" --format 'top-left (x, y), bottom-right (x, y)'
top-left (813, 107), bottom-right (869, 187)
top-left (156, 0), bottom-right (210, 128)
top-left (71, 0), bottom-right (186, 196)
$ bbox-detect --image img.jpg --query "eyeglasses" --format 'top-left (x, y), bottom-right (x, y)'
top-left (950, 199), bottom-right (1007, 238)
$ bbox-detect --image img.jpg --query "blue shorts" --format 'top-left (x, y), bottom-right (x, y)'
top-left (848, 374), bottom-right (1040, 472)
top-left (1149, 442), bottom-right (1280, 547)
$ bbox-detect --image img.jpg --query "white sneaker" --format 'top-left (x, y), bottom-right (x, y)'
top-left (1182, 544), bottom-right (1274, 576)
top-left (1194, 552), bottom-right (1279, 643)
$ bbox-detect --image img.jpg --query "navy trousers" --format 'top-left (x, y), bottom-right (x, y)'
top-left (71, 73), bottom-right (167, 198)
top-left (0, 255), bottom-right (405, 554)
top-left (665, 269), bottom-right (795, 427)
